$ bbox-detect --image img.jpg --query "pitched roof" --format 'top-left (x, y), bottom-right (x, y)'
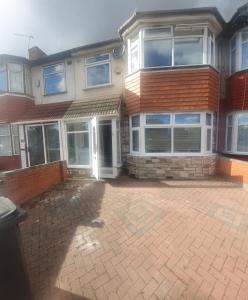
top-left (63, 97), bottom-right (121, 119)
top-left (16, 101), bottom-right (72, 122)
top-left (15, 97), bottom-right (121, 122)
top-left (119, 7), bottom-right (226, 36)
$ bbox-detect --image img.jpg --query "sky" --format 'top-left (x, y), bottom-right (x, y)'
top-left (0, 0), bottom-right (247, 58)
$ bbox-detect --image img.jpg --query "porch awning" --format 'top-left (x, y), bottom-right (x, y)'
top-left (63, 97), bottom-right (121, 119)
top-left (14, 97), bottom-right (121, 123)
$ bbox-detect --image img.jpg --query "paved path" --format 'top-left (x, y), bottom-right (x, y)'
top-left (20, 176), bottom-right (248, 300)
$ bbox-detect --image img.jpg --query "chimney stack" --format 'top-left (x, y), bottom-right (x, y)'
top-left (28, 46), bottom-right (47, 61)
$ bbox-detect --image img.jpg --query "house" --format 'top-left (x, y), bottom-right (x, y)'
top-left (0, 4), bottom-right (248, 180)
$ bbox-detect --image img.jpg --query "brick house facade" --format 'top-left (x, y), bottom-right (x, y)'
top-left (0, 4), bottom-right (248, 179)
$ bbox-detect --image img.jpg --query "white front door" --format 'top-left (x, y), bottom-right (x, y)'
top-left (91, 116), bottom-right (99, 180)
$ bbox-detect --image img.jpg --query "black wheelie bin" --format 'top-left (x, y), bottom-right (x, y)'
top-left (0, 196), bottom-right (31, 300)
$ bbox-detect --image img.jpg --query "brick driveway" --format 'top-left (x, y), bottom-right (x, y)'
top-left (20, 176), bottom-right (248, 300)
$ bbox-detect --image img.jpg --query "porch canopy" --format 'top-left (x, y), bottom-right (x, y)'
top-left (14, 97), bottom-right (121, 123)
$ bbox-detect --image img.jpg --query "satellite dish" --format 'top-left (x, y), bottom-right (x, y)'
top-left (112, 45), bottom-right (125, 59)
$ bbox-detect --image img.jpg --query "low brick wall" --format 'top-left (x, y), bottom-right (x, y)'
top-left (217, 155), bottom-right (248, 188)
top-left (68, 168), bottom-right (91, 178)
top-left (0, 155), bottom-right (21, 171)
top-left (127, 155), bottom-right (216, 179)
top-left (0, 161), bottom-right (68, 205)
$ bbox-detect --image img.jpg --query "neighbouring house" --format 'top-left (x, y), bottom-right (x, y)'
top-left (0, 4), bottom-right (248, 180)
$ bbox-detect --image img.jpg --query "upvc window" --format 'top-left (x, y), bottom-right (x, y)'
top-left (85, 54), bottom-right (111, 88)
top-left (131, 115), bottom-right (140, 152)
top-left (230, 29), bottom-right (248, 73)
top-left (66, 122), bottom-right (90, 166)
top-left (226, 112), bottom-right (248, 154)
top-left (0, 125), bottom-right (12, 156)
top-left (128, 25), bottom-right (215, 74)
top-left (0, 64), bottom-right (7, 92)
top-left (44, 123), bottom-right (60, 162)
top-left (8, 63), bottom-right (24, 93)
top-left (130, 112), bottom-right (214, 155)
top-left (43, 63), bottom-right (66, 95)
top-left (11, 125), bottom-right (20, 155)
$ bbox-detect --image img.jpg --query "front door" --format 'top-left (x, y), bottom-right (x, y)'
top-left (26, 125), bottom-right (45, 166)
top-left (99, 120), bottom-right (113, 177)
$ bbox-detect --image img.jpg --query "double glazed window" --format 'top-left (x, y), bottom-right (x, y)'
top-left (226, 112), bottom-right (248, 154)
top-left (230, 30), bottom-right (248, 73)
top-left (66, 122), bottom-right (90, 166)
top-left (131, 113), bottom-right (214, 155)
top-left (0, 63), bottom-right (24, 93)
top-left (43, 63), bottom-right (66, 95)
top-left (0, 124), bottom-right (20, 156)
top-left (128, 25), bottom-right (215, 73)
top-left (85, 54), bottom-right (111, 88)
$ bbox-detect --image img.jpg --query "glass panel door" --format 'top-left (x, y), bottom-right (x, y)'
top-left (27, 125), bottom-right (45, 166)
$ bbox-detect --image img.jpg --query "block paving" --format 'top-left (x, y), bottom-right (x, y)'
top-left (19, 176), bottom-right (248, 300)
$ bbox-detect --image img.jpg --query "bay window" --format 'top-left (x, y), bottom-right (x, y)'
top-left (43, 63), bottom-right (66, 95)
top-left (128, 25), bottom-right (215, 73)
top-left (130, 112), bottom-right (214, 155)
top-left (0, 125), bottom-right (12, 156)
top-left (85, 54), bottom-right (111, 88)
top-left (11, 125), bottom-right (20, 155)
top-left (230, 29), bottom-right (248, 73)
top-left (226, 112), bottom-right (248, 154)
top-left (8, 63), bottom-right (24, 93)
top-left (131, 115), bottom-right (140, 152)
top-left (66, 122), bottom-right (90, 166)
top-left (0, 64), bottom-right (7, 92)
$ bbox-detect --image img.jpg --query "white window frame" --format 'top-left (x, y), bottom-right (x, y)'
top-left (43, 63), bottom-right (66, 96)
top-left (26, 122), bottom-right (61, 166)
top-left (127, 24), bottom-right (215, 74)
top-left (230, 28), bottom-right (248, 74)
top-left (205, 113), bottom-right (213, 153)
top-left (8, 63), bottom-right (24, 93)
top-left (11, 124), bottom-right (20, 155)
top-left (0, 124), bottom-right (12, 156)
top-left (85, 53), bottom-right (111, 89)
top-left (65, 120), bottom-right (91, 168)
top-left (130, 112), bottom-right (214, 156)
top-left (225, 111), bottom-right (248, 154)
top-left (130, 114), bottom-right (141, 153)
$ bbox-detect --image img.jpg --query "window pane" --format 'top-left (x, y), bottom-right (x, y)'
top-left (13, 136), bottom-right (20, 155)
top-left (0, 124), bottom-right (10, 135)
top-left (86, 54), bottom-right (109, 64)
top-left (238, 113), bottom-right (248, 125)
top-left (132, 115), bottom-right (140, 127)
top-left (174, 37), bottom-right (203, 65)
top-left (0, 136), bottom-right (12, 156)
top-left (237, 125), bottom-right (248, 152)
top-left (146, 114), bottom-right (170, 125)
top-left (174, 128), bottom-right (201, 152)
top-left (145, 27), bottom-right (171, 38)
top-left (231, 49), bottom-right (236, 73)
top-left (43, 64), bottom-right (64, 76)
top-left (44, 72), bottom-right (65, 95)
top-left (130, 46), bottom-right (139, 73)
top-left (67, 122), bottom-right (88, 132)
top-left (175, 114), bottom-right (200, 124)
top-left (9, 64), bottom-right (23, 93)
top-left (207, 128), bottom-right (211, 151)
top-left (44, 123), bottom-right (60, 163)
top-left (227, 126), bottom-right (233, 151)
top-left (242, 32), bottom-right (248, 43)
top-left (242, 42), bottom-right (248, 69)
top-left (132, 130), bottom-right (139, 151)
top-left (0, 65), bottom-right (7, 92)
top-left (206, 113), bottom-right (212, 126)
top-left (227, 115), bottom-right (233, 126)
top-left (145, 128), bottom-right (171, 153)
top-left (68, 132), bottom-right (89, 165)
top-left (87, 63), bottom-right (110, 87)
top-left (175, 27), bottom-right (204, 36)
top-left (144, 39), bottom-right (172, 67)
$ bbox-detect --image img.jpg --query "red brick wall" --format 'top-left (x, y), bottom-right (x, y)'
top-left (0, 95), bottom-right (34, 122)
top-left (226, 70), bottom-right (248, 112)
top-left (216, 156), bottom-right (248, 186)
top-left (0, 156), bottom-right (21, 171)
top-left (0, 161), bottom-right (68, 206)
top-left (125, 67), bottom-right (220, 115)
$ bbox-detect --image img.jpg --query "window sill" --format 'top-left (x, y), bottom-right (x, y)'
top-left (67, 165), bottom-right (91, 169)
top-left (223, 151), bottom-right (248, 156)
top-left (129, 152), bottom-right (216, 157)
top-left (83, 83), bottom-right (113, 90)
top-left (43, 91), bottom-right (67, 97)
